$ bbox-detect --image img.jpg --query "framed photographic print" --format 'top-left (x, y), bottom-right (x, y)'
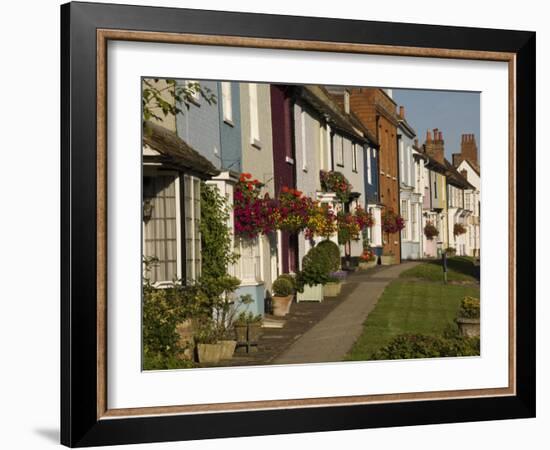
top-left (61, 1), bottom-right (536, 447)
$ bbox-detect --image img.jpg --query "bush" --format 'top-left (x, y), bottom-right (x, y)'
top-left (277, 273), bottom-right (297, 292)
top-left (371, 333), bottom-right (480, 360)
top-left (459, 296), bottom-right (480, 319)
top-left (296, 245), bottom-right (332, 290)
top-left (272, 276), bottom-right (294, 297)
top-left (316, 240), bottom-right (341, 271)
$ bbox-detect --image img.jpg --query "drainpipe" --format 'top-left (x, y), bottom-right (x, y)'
top-left (396, 134), bottom-right (402, 263)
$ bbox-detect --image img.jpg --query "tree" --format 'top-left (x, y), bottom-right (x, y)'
top-left (142, 78), bottom-right (216, 123)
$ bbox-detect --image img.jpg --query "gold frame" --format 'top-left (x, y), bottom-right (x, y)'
top-left (96, 29), bottom-right (516, 420)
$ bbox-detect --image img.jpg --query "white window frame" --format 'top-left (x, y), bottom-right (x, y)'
top-left (366, 146), bottom-right (372, 184)
top-left (336, 135), bottom-right (344, 167)
top-left (221, 81), bottom-right (233, 125)
top-left (249, 83), bottom-right (261, 148)
top-left (301, 109), bottom-right (308, 172)
top-left (352, 143), bottom-right (358, 172)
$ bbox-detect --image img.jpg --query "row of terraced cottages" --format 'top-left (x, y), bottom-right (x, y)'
top-left (142, 80), bottom-right (480, 315)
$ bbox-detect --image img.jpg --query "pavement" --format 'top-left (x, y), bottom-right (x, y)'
top-left (272, 261), bottom-right (419, 365)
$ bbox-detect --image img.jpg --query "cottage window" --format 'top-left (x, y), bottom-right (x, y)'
top-left (336, 135), bottom-right (344, 167)
top-left (249, 83), bottom-right (260, 147)
top-left (434, 179), bottom-right (438, 199)
top-left (412, 203), bottom-right (418, 241)
top-left (235, 237), bottom-right (262, 283)
top-left (352, 143), bottom-right (358, 172)
top-left (221, 82), bottom-right (233, 124)
top-left (143, 174), bottom-right (180, 284)
top-left (366, 147), bottom-right (372, 184)
top-left (301, 109), bottom-right (308, 172)
top-left (184, 175), bottom-right (201, 282)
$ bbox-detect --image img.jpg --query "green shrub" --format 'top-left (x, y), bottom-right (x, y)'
top-left (371, 333), bottom-right (480, 360)
top-left (234, 312), bottom-right (262, 325)
top-left (272, 276), bottom-right (294, 296)
top-left (143, 353), bottom-right (196, 370)
top-left (316, 240), bottom-right (341, 272)
top-left (142, 283), bottom-right (209, 363)
top-left (297, 245), bottom-right (332, 290)
top-left (459, 296), bottom-right (480, 319)
top-left (277, 273), bottom-right (297, 292)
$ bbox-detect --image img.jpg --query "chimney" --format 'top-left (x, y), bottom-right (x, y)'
top-left (425, 127), bottom-right (445, 164)
top-left (460, 133), bottom-right (478, 166)
top-left (399, 106), bottom-right (405, 119)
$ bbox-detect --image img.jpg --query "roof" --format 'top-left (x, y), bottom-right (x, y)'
top-left (142, 121), bottom-right (220, 177)
top-left (444, 159), bottom-right (475, 190)
top-left (299, 85), bottom-right (377, 145)
top-left (455, 156), bottom-right (480, 177)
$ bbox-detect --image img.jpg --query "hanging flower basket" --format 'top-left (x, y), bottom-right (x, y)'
top-left (353, 205), bottom-right (375, 230)
top-left (320, 170), bottom-right (352, 203)
top-left (454, 223), bottom-right (467, 236)
top-left (337, 211), bottom-right (361, 244)
top-left (233, 173), bottom-right (278, 238)
top-left (305, 203), bottom-right (337, 239)
top-left (424, 221), bottom-right (439, 241)
top-left (382, 209), bottom-right (405, 234)
top-left (276, 187), bottom-right (315, 234)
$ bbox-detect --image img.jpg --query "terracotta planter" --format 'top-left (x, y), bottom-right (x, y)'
top-left (272, 294), bottom-right (293, 317)
top-left (456, 317), bottom-right (480, 337)
top-left (196, 343), bottom-right (222, 364)
top-left (247, 322), bottom-right (262, 343)
top-left (297, 283), bottom-right (323, 302)
top-left (380, 255), bottom-right (395, 265)
top-left (234, 324), bottom-right (247, 343)
top-left (218, 340), bottom-right (237, 359)
top-left (323, 282), bottom-right (341, 297)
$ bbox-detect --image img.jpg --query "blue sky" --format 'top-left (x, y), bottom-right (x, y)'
top-left (392, 89), bottom-right (480, 160)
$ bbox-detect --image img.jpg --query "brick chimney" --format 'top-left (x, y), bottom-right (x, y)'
top-left (461, 133), bottom-right (478, 166)
top-left (424, 128), bottom-right (445, 164)
top-left (398, 105), bottom-right (405, 119)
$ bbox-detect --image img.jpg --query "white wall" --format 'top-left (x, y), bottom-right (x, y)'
top-left (1, 1), bottom-right (547, 450)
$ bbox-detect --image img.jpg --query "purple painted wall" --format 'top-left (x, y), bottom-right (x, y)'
top-left (271, 85), bottom-right (297, 273)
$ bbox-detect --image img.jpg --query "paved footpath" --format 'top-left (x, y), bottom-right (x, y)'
top-left (273, 262), bottom-right (419, 365)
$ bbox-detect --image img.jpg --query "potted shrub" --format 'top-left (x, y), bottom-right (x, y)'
top-left (316, 240), bottom-right (343, 296)
top-left (271, 275), bottom-right (295, 316)
top-left (380, 250), bottom-right (395, 265)
top-left (453, 223), bottom-right (467, 237)
top-left (324, 270), bottom-right (347, 297)
top-left (194, 321), bottom-right (223, 364)
top-left (456, 296), bottom-right (480, 337)
top-left (296, 245), bottom-right (332, 302)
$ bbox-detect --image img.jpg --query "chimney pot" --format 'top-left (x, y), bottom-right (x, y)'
top-left (399, 106), bottom-right (405, 118)
top-left (426, 130), bottom-right (432, 142)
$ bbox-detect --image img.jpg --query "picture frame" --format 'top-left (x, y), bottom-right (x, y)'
top-left (60, 1), bottom-right (535, 447)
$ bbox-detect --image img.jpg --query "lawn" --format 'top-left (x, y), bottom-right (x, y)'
top-left (399, 256), bottom-right (479, 283)
top-left (346, 280), bottom-right (480, 361)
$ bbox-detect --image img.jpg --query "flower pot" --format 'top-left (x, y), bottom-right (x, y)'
top-left (297, 283), bottom-right (323, 302)
top-left (358, 260), bottom-right (377, 270)
top-left (456, 317), bottom-right (480, 338)
top-left (234, 324), bottom-right (247, 343)
top-left (272, 294), bottom-right (293, 317)
top-left (196, 343), bottom-right (222, 364)
top-left (247, 322), bottom-right (262, 343)
top-left (218, 340), bottom-right (237, 360)
top-left (380, 255), bottom-right (395, 265)
top-left (323, 282), bottom-right (341, 297)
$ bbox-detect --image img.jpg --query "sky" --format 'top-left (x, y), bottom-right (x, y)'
top-left (391, 89), bottom-right (480, 160)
